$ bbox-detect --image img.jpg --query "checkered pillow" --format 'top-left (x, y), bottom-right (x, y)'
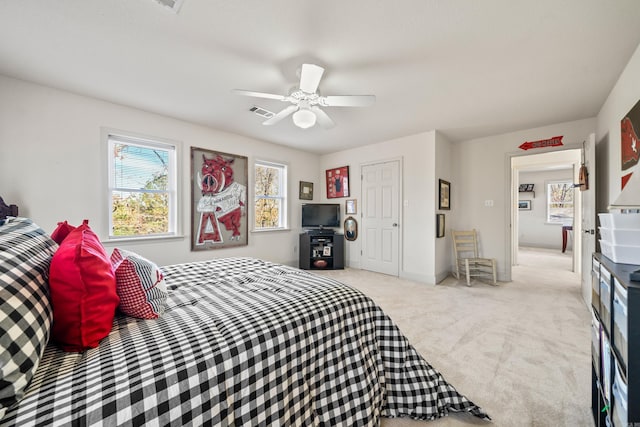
top-left (111, 248), bottom-right (167, 319)
top-left (0, 218), bottom-right (57, 419)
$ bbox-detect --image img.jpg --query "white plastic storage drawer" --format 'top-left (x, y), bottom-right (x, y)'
top-left (611, 361), bottom-right (628, 427)
top-left (600, 227), bottom-right (640, 245)
top-left (592, 258), bottom-right (601, 314)
top-left (599, 212), bottom-right (640, 229)
top-left (601, 332), bottom-right (612, 404)
top-left (600, 240), bottom-right (640, 265)
top-left (591, 311), bottom-right (601, 378)
top-left (612, 278), bottom-right (628, 371)
top-left (592, 259), bottom-right (601, 294)
top-left (600, 268), bottom-right (612, 331)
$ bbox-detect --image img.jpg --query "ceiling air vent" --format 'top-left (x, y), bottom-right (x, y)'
top-left (152, 0), bottom-right (184, 13)
top-left (250, 106), bottom-right (275, 119)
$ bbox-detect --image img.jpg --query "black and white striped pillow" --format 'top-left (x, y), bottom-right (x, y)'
top-left (0, 218), bottom-right (57, 419)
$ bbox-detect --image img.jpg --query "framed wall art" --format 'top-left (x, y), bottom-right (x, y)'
top-left (344, 216), bottom-right (358, 241)
top-left (621, 98), bottom-right (640, 190)
top-left (518, 200), bottom-right (531, 210)
top-left (438, 179), bottom-right (451, 210)
top-left (299, 181), bottom-right (314, 200)
top-left (345, 199), bottom-right (357, 215)
top-left (436, 213), bottom-right (445, 238)
top-left (326, 166), bottom-right (350, 198)
top-left (190, 147), bottom-right (248, 250)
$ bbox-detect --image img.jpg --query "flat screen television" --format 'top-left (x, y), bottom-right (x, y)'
top-left (301, 203), bottom-right (340, 228)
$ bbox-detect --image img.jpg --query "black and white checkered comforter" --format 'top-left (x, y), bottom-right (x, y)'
top-left (2, 257), bottom-right (489, 426)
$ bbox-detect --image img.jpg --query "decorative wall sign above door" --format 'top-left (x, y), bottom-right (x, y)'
top-left (519, 135), bottom-right (563, 151)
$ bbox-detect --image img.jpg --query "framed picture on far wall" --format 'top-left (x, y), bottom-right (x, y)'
top-left (326, 166), bottom-right (350, 198)
top-left (518, 200), bottom-right (531, 210)
top-left (345, 199), bottom-right (357, 215)
top-left (438, 179), bottom-right (451, 210)
top-left (299, 181), bottom-right (314, 200)
top-left (436, 214), bottom-right (445, 238)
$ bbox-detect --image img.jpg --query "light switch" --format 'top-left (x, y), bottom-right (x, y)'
top-left (484, 200), bottom-right (494, 207)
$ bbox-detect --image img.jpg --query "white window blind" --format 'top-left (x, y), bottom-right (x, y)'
top-left (107, 133), bottom-right (177, 238)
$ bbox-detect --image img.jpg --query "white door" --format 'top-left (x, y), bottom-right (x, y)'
top-left (581, 133), bottom-right (596, 306)
top-left (361, 161), bottom-right (400, 275)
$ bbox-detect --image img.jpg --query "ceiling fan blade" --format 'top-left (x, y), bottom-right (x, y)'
top-left (310, 106), bottom-right (335, 129)
top-left (321, 95), bottom-right (376, 107)
top-left (299, 64), bottom-right (324, 94)
top-left (233, 89), bottom-right (288, 101)
top-left (262, 105), bottom-right (298, 126)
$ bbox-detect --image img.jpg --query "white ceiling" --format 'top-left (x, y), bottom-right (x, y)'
top-left (2, 1), bottom-right (640, 154)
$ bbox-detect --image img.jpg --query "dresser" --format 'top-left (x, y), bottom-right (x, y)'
top-left (591, 253), bottom-right (639, 426)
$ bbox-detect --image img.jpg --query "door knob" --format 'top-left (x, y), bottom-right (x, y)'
top-left (392, 223), bottom-right (398, 227)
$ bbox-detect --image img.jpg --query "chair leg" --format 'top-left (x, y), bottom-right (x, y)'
top-left (464, 259), bottom-right (471, 286)
top-left (491, 260), bottom-right (497, 285)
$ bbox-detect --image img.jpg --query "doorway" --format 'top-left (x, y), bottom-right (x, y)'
top-left (511, 149), bottom-right (582, 272)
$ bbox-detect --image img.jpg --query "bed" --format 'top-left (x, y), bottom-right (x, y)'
top-left (0, 211), bottom-right (489, 425)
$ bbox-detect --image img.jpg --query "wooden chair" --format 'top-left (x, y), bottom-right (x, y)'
top-left (451, 229), bottom-right (497, 286)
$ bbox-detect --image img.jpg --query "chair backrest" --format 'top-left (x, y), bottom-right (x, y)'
top-left (452, 229), bottom-right (480, 259)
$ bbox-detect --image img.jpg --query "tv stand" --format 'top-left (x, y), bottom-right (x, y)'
top-left (305, 228), bottom-right (335, 235)
top-left (299, 231), bottom-right (344, 270)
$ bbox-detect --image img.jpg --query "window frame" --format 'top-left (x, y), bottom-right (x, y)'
top-left (254, 159), bottom-right (288, 231)
top-left (545, 179), bottom-right (574, 224)
top-left (105, 129), bottom-right (180, 241)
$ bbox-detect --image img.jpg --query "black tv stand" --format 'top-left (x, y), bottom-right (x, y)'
top-left (305, 228), bottom-right (335, 235)
top-left (299, 232), bottom-right (344, 270)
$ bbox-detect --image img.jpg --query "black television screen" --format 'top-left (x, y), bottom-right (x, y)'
top-left (301, 203), bottom-right (340, 228)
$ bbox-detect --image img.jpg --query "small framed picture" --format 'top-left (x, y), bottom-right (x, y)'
top-left (299, 181), bottom-right (314, 200)
top-left (344, 216), bottom-right (358, 241)
top-left (345, 199), bottom-right (357, 215)
top-left (438, 179), bottom-right (451, 210)
top-left (436, 214), bottom-right (445, 238)
top-left (518, 200), bottom-right (532, 210)
top-left (323, 246), bottom-right (332, 256)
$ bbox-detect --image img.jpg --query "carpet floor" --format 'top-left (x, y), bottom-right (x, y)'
top-left (315, 246), bottom-right (592, 427)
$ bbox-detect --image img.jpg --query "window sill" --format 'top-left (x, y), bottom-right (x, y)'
top-left (102, 234), bottom-right (186, 245)
top-left (251, 227), bottom-right (291, 233)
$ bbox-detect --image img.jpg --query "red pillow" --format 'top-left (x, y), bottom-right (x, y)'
top-left (49, 220), bottom-right (119, 352)
top-left (51, 220), bottom-right (76, 244)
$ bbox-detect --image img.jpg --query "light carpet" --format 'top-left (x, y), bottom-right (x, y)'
top-left (314, 247), bottom-right (592, 427)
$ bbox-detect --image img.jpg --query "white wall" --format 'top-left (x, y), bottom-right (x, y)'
top-left (518, 169), bottom-right (574, 249)
top-left (0, 75), bottom-right (320, 267)
top-left (452, 118), bottom-right (597, 281)
top-left (319, 130), bottom-right (442, 284)
top-left (597, 42), bottom-right (640, 208)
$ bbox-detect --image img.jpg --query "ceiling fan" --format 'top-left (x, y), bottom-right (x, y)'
top-left (233, 64), bottom-right (375, 129)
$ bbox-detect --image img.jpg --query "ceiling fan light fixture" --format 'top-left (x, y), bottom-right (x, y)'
top-left (293, 108), bottom-right (316, 129)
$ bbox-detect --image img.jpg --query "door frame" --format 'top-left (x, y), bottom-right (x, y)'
top-left (359, 157), bottom-right (403, 276)
top-left (505, 143), bottom-right (585, 282)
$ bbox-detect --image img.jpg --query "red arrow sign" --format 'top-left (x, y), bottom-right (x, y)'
top-left (519, 135), bottom-right (564, 150)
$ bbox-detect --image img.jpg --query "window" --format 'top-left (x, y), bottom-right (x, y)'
top-left (254, 160), bottom-right (288, 230)
top-left (107, 133), bottom-right (178, 239)
top-left (546, 180), bottom-right (574, 224)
